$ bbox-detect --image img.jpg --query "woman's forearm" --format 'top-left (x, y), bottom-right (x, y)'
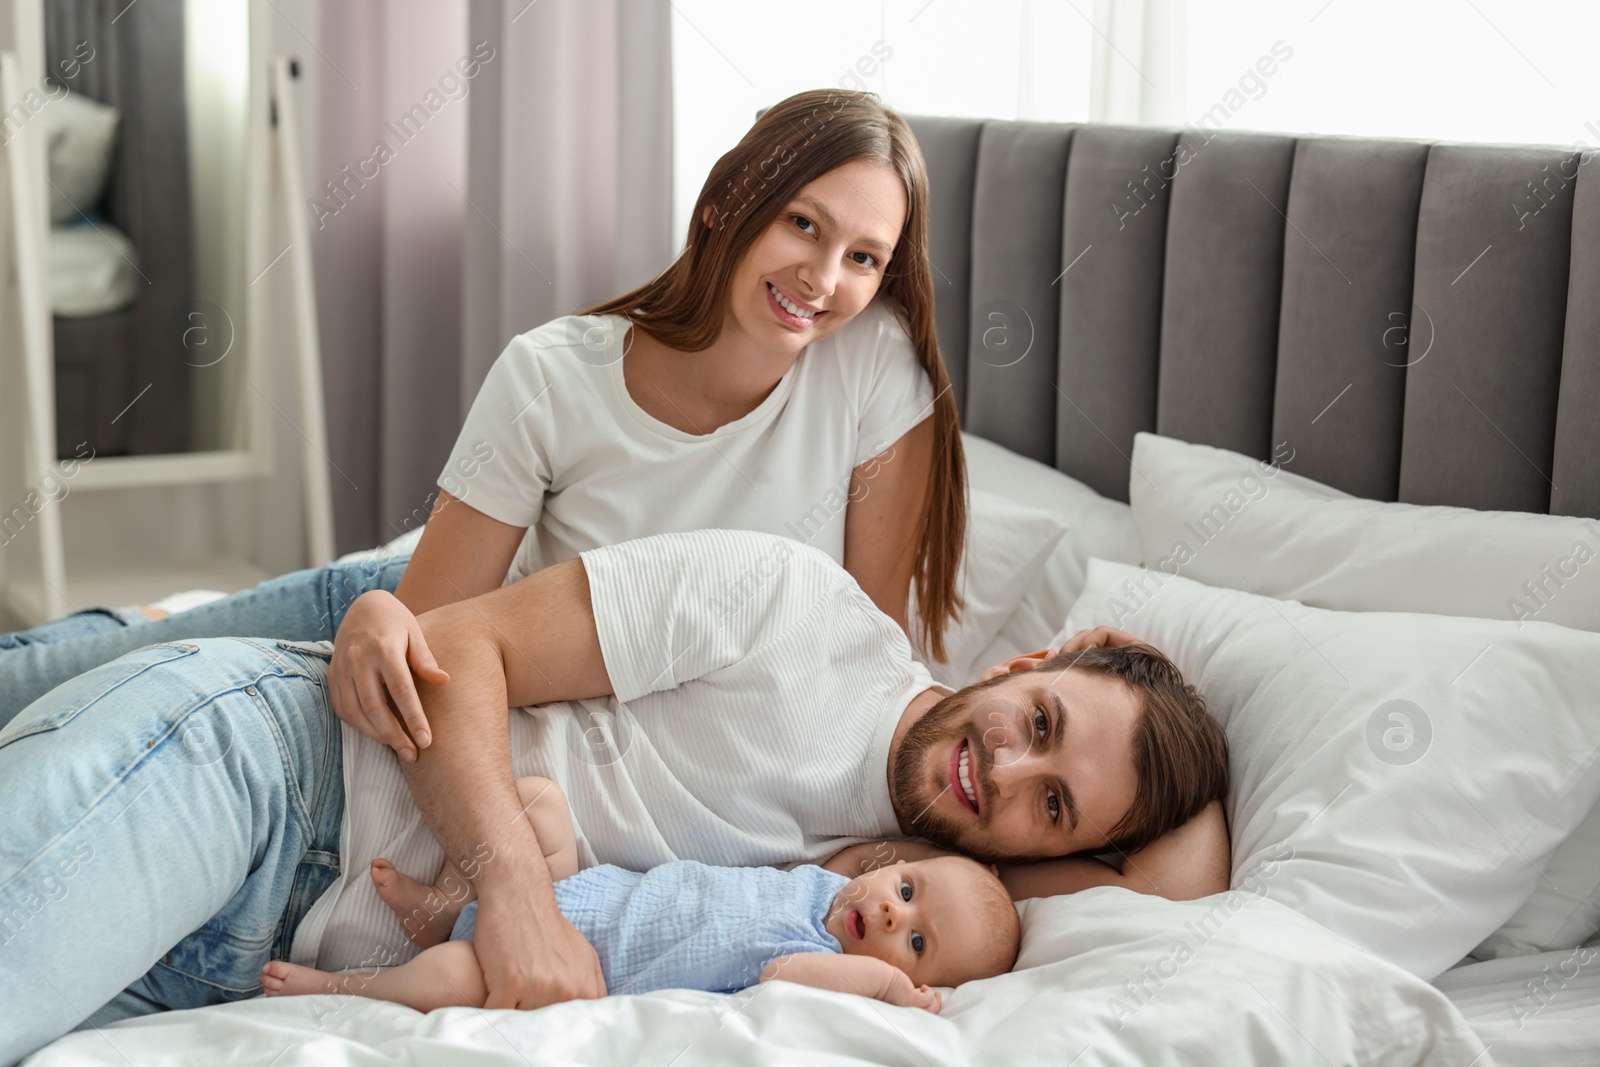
top-left (393, 491), bottom-right (528, 616)
top-left (842, 420), bottom-right (934, 641)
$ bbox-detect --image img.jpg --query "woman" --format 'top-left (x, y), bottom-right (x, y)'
top-left (0, 88), bottom-right (967, 748)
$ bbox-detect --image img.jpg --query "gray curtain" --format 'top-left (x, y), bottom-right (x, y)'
top-left (462, 0), bottom-right (675, 397)
top-left (313, 0), bottom-right (675, 555)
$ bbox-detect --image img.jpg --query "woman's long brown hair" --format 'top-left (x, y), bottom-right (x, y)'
top-left (582, 88), bottom-right (966, 663)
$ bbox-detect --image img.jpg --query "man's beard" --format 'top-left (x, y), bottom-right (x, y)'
top-left (889, 690), bottom-right (1012, 866)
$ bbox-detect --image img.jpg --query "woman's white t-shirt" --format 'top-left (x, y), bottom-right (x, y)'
top-left (438, 295), bottom-right (936, 584)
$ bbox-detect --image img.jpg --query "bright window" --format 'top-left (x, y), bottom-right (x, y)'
top-left (669, 0), bottom-right (1093, 243)
top-left (1184, 0), bottom-right (1600, 148)
top-left (670, 1), bottom-right (1600, 244)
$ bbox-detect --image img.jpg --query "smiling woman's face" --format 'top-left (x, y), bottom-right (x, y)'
top-left (890, 668), bottom-right (1143, 863)
top-left (718, 157), bottom-right (907, 358)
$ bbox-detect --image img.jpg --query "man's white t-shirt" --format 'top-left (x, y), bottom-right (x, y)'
top-left (437, 296), bottom-right (936, 584)
top-left (290, 529), bottom-right (940, 973)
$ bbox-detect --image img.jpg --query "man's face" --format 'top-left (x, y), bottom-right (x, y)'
top-left (889, 667), bottom-right (1142, 863)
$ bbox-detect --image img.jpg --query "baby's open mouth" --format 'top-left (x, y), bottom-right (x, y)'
top-left (847, 908), bottom-right (866, 941)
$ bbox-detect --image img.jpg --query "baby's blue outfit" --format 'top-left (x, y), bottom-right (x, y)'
top-left (450, 861), bottom-right (848, 995)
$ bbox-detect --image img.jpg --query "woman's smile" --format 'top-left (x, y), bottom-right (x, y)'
top-left (766, 280), bottom-right (825, 329)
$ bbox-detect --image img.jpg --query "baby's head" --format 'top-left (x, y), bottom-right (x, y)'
top-left (824, 855), bottom-right (1020, 988)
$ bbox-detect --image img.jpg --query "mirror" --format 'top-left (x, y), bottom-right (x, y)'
top-left (40, 0), bottom-right (249, 459)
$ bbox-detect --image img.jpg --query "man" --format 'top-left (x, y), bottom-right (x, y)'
top-left (0, 529), bottom-right (1228, 1065)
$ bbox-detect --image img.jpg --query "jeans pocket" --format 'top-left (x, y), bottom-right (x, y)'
top-left (157, 920), bottom-right (281, 1002)
top-left (273, 848), bottom-right (342, 960)
top-left (274, 639), bottom-right (336, 660)
top-left (0, 642), bottom-right (200, 747)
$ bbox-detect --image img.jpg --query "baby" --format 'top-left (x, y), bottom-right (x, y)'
top-left (262, 776), bottom-right (1020, 1014)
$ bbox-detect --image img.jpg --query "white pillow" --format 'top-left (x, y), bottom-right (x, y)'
top-left (961, 433), bottom-right (1141, 680)
top-left (1056, 558), bottom-right (1600, 981)
top-left (1128, 431), bottom-right (1600, 963)
top-left (910, 487), bottom-right (1067, 687)
top-left (42, 92), bottom-right (120, 223)
top-left (335, 524), bottom-right (424, 565)
top-left (1128, 431), bottom-right (1600, 631)
top-left (49, 221), bottom-right (139, 316)
top-left (999, 888), bottom-right (1489, 1065)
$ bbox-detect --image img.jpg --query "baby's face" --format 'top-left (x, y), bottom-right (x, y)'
top-left (823, 855), bottom-right (999, 988)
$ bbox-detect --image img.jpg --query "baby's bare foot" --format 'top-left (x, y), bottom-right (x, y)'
top-left (370, 858), bottom-right (464, 948)
top-left (261, 959), bottom-right (348, 997)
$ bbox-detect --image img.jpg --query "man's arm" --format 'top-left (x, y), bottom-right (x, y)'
top-left (400, 557), bottom-right (610, 1010)
top-left (399, 533), bottom-right (847, 1006)
top-left (416, 556), bottom-right (613, 708)
top-left (761, 953), bottom-right (941, 1013)
top-left (999, 799), bottom-right (1231, 902)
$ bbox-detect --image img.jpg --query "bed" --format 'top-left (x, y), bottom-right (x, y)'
top-left (22, 117), bottom-right (1600, 1064)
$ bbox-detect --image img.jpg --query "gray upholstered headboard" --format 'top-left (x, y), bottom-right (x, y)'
top-left (904, 117), bottom-right (1599, 519)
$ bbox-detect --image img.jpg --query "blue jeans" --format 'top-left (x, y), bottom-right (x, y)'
top-left (0, 637), bottom-right (343, 1067)
top-left (0, 554), bottom-right (410, 727)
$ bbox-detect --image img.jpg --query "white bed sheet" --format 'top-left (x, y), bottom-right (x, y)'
top-left (1435, 944), bottom-right (1600, 1067)
top-left (26, 888), bottom-right (1493, 1066)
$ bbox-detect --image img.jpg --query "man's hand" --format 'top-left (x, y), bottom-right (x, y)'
top-left (473, 876), bottom-right (605, 1009)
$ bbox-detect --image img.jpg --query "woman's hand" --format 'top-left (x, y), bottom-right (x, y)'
top-left (1053, 625), bottom-right (1149, 655)
top-left (977, 626), bottom-right (1153, 684)
top-left (330, 590), bottom-right (449, 762)
top-left (881, 970), bottom-right (942, 1014)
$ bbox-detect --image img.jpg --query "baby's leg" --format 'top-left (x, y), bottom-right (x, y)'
top-left (515, 775), bottom-right (579, 880)
top-left (261, 940), bottom-right (486, 1011)
top-left (372, 776), bottom-right (580, 947)
top-left (369, 858), bottom-right (473, 948)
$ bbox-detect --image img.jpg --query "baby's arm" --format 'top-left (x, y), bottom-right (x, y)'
top-left (759, 953), bottom-right (941, 1013)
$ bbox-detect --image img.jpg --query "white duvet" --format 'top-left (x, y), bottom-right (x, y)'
top-left (27, 888), bottom-right (1489, 1066)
